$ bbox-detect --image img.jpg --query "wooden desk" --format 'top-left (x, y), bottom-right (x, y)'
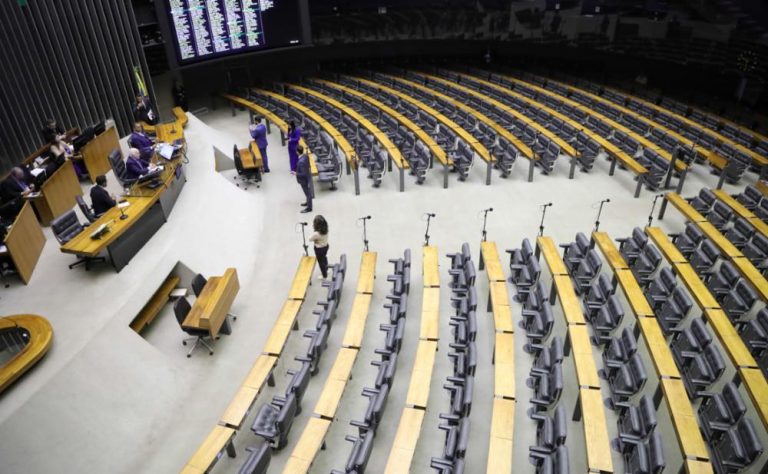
top-left (181, 426), bottom-right (236, 474)
top-left (30, 160), bottom-right (82, 225)
top-left (554, 275), bottom-right (587, 325)
top-left (219, 355), bottom-right (277, 429)
top-left (730, 257), bottom-right (768, 302)
top-left (635, 316), bottom-right (681, 378)
top-left (704, 308), bottom-right (758, 369)
top-left (405, 340), bottom-right (438, 408)
top-left (314, 379), bottom-right (348, 419)
top-left (490, 281), bottom-right (511, 309)
top-left (494, 332), bottom-right (516, 399)
top-left (568, 325), bottom-right (601, 389)
top-left (492, 302), bottom-right (515, 334)
top-left (740, 368), bottom-right (768, 429)
top-left (666, 193), bottom-right (708, 222)
top-left (713, 189), bottom-right (755, 221)
top-left (592, 231), bottom-right (630, 270)
top-left (183, 268), bottom-right (239, 339)
top-left (420, 287), bottom-right (440, 341)
top-left (487, 398), bottom-right (515, 473)
top-left (384, 407), bottom-right (425, 474)
top-left (80, 126), bottom-right (120, 182)
top-left (645, 227), bottom-right (687, 264)
top-left (3, 202), bottom-right (45, 284)
top-left (288, 256), bottom-right (316, 300)
top-left (579, 388), bottom-right (614, 473)
top-left (536, 236), bottom-right (569, 276)
top-left (423, 245), bottom-right (440, 287)
top-left (238, 145), bottom-right (262, 171)
top-left (685, 460), bottom-right (715, 474)
top-left (282, 417), bottom-right (331, 473)
top-left (0, 315), bottom-right (53, 394)
top-left (262, 299), bottom-right (303, 356)
top-left (156, 121), bottom-right (185, 143)
top-left (661, 378), bottom-right (711, 461)
top-left (698, 222), bottom-right (741, 258)
top-left (614, 269), bottom-right (656, 316)
top-left (356, 251), bottom-right (377, 294)
top-left (672, 263), bottom-right (721, 309)
top-left (480, 241), bottom-right (506, 282)
top-left (342, 293), bottom-right (372, 349)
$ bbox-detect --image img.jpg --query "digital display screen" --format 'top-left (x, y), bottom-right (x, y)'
top-left (166, 0), bottom-right (302, 64)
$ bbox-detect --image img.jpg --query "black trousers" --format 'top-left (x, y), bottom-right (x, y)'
top-left (299, 180), bottom-right (312, 210)
top-left (314, 245), bottom-right (329, 278)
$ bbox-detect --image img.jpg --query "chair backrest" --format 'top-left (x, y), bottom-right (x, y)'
top-left (702, 344), bottom-right (726, 378)
top-left (288, 361), bottom-right (311, 403)
top-left (575, 232), bottom-right (590, 253)
top-left (108, 149), bottom-right (127, 183)
top-left (733, 218), bottom-right (755, 238)
top-left (758, 308), bottom-right (768, 331)
top-left (671, 287), bottom-right (693, 316)
top-left (51, 210), bottom-right (84, 245)
top-left (723, 382), bottom-right (747, 423)
top-left (234, 146), bottom-right (246, 174)
top-left (690, 317), bottom-right (713, 348)
top-left (192, 273), bottom-right (207, 297)
top-left (712, 201), bottom-right (733, 221)
top-left (732, 279), bottom-right (758, 309)
top-left (684, 223), bottom-right (704, 244)
top-left (719, 261), bottom-right (740, 287)
top-left (701, 239), bottom-right (721, 261)
top-left (237, 443), bottom-right (271, 474)
top-left (275, 393), bottom-right (298, 434)
top-left (607, 295), bottom-right (625, 322)
top-left (76, 195), bottom-right (97, 223)
top-left (552, 405), bottom-right (567, 446)
top-left (629, 353), bottom-right (647, 386)
top-left (174, 297), bottom-right (192, 326)
top-left (648, 431), bottom-right (666, 474)
top-left (620, 327), bottom-right (638, 358)
top-left (354, 432), bottom-right (375, 472)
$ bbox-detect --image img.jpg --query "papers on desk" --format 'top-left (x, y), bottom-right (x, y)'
top-left (24, 192), bottom-right (41, 199)
top-left (118, 201), bottom-right (131, 210)
top-left (30, 168), bottom-right (46, 178)
top-left (0, 245), bottom-right (8, 255)
top-left (89, 223), bottom-right (110, 240)
top-left (158, 143), bottom-right (176, 160)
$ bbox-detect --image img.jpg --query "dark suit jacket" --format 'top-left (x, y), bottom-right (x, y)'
top-left (41, 124), bottom-right (65, 144)
top-left (90, 185), bottom-right (116, 216)
top-left (0, 172), bottom-right (32, 203)
top-left (130, 132), bottom-right (154, 162)
top-left (296, 154), bottom-right (311, 184)
top-left (125, 157), bottom-right (149, 180)
top-left (132, 98), bottom-right (157, 125)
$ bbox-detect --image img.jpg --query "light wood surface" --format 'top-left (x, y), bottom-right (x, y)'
top-left (283, 417), bottom-right (331, 473)
top-left (313, 379), bottom-right (348, 419)
top-left (262, 299), bottom-right (303, 356)
top-left (537, 236), bottom-right (569, 276)
top-left (423, 245), bottom-right (440, 287)
top-left (130, 275), bottom-right (181, 332)
top-left (635, 316), bottom-right (681, 378)
top-left (420, 287), bottom-right (440, 341)
top-left (666, 193), bottom-right (708, 222)
top-left (698, 222), bottom-right (741, 258)
top-left (242, 354), bottom-right (278, 389)
top-left (31, 160), bottom-right (83, 226)
top-left (645, 227), bottom-right (687, 264)
top-left (713, 189), bottom-right (755, 220)
top-left (568, 325), bottom-right (601, 389)
top-left (490, 281), bottom-right (511, 308)
top-left (480, 241), bottom-right (506, 282)
top-left (342, 293), bottom-right (372, 348)
top-left (580, 387), bottom-right (614, 473)
top-left (405, 340), bottom-right (438, 408)
top-left (740, 368), bottom-right (768, 429)
top-left (592, 231), bottom-right (631, 270)
top-left (553, 275), bottom-right (587, 325)
top-left (730, 257), bottom-right (768, 302)
top-left (614, 269), bottom-right (656, 316)
top-left (486, 398), bottom-right (515, 473)
top-left (492, 303), bottom-right (515, 334)
top-left (219, 354), bottom-right (278, 429)
top-left (356, 251), bottom-right (377, 294)
top-left (672, 263), bottom-right (721, 309)
top-left (183, 268), bottom-right (239, 338)
top-left (4, 202), bottom-right (46, 284)
top-left (684, 460), bottom-right (715, 474)
top-left (494, 332), bottom-right (516, 399)
top-left (704, 308), bottom-right (758, 369)
top-left (80, 126), bottom-right (120, 182)
top-left (661, 378), bottom-right (711, 461)
top-left (384, 408), bottom-right (425, 474)
top-left (181, 425), bottom-right (235, 474)
top-left (156, 121), bottom-right (185, 143)
top-left (288, 256), bottom-right (316, 300)
top-left (0, 315), bottom-right (53, 394)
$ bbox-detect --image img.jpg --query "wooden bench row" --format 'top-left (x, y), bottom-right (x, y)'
top-left (712, 189), bottom-right (768, 239)
top-left (644, 228), bottom-right (768, 432)
top-left (480, 241), bottom-right (516, 473)
top-left (659, 192), bottom-right (768, 302)
top-left (536, 236), bottom-right (614, 473)
top-left (383, 246), bottom-right (440, 473)
top-left (181, 256), bottom-right (316, 474)
top-left (592, 232), bottom-right (713, 468)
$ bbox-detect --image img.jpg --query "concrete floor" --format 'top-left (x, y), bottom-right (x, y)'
top-left (0, 107), bottom-right (764, 474)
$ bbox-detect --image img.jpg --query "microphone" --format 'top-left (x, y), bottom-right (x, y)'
top-left (601, 198), bottom-right (611, 203)
top-left (425, 213), bottom-right (436, 217)
top-left (484, 207), bottom-right (494, 212)
top-left (541, 202), bottom-right (553, 207)
top-left (299, 222), bottom-right (308, 226)
top-left (359, 215), bottom-right (372, 220)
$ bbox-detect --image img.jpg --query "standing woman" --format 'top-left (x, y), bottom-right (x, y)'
top-left (50, 136), bottom-right (87, 178)
top-left (310, 215), bottom-right (329, 279)
top-left (287, 120), bottom-right (301, 173)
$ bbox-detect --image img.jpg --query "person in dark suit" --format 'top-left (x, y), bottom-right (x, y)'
top-left (249, 117), bottom-right (270, 172)
top-left (90, 175), bottom-right (117, 217)
top-left (125, 148), bottom-right (150, 181)
top-left (41, 118), bottom-right (65, 144)
top-left (296, 145), bottom-right (313, 213)
top-left (0, 167), bottom-right (34, 203)
top-left (132, 95), bottom-right (157, 125)
top-left (129, 123), bottom-right (155, 163)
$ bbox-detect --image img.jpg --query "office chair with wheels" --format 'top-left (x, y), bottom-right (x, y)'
top-left (234, 145), bottom-right (260, 190)
top-left (51, 210), bottom-right (105, 270)
top-left (192, 273), bottom-right (207, 297)
top-left (174, 296), bottom-right (214, 357)
top-left (76, 195), bottom-right (98, 223)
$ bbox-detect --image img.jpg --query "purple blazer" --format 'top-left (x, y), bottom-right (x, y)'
top-left (125, 156), bottom-right (149, 180)
top-left (250, 124), bottom-right (268, 149)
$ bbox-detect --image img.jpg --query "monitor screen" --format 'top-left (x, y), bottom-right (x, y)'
top-left (166, 0), bottom-right (303, 65)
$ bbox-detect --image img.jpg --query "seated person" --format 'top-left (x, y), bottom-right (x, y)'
top-left (124, 148), bottom-right (158, 181)
top-left (90, 175), bottom-right (117, 217)
top-left (41, 118), bottom-right (66, 144)
top-left (129, 123), bottom-right (155, 163)
top-left (0, 167), bottom-right (35, 203)
top-left (49, 137), bottom-right (87, 179)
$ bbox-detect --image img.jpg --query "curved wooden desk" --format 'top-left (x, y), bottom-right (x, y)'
top-left (0, 314), bottom-right (53, 394)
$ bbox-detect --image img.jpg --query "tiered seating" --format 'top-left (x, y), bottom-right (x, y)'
top-left (181, 256), bottom-right (316, 474)
top-left (592, 231), bottom-right (715, 472)
top-left (429, 243), bottom-right (474, 473)
top-left (311, 79), bottom-right (453, 188)
top-left (282, 83), bottom-right (409, 191)
top-left (282, 252), bottom-right (378, 472)
top-left (383, 246), bottom-right (439, 473)
top-left (480, 241), bottom-right (515, 473)
top-left (643, 228), bottom-right (767, 472)
top-left (346, 74), bottom-right (478, 182)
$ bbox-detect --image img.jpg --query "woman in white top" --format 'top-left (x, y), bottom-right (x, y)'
top-left (309, 215), bottom-right (329, 279)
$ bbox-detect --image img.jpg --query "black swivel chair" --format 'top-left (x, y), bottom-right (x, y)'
top-left (192, 273), bottom-right (207, 297)
top-left (174, 296), bottom-right (214, 357)
top-left (76, 195), bottom-right (98, 223)
top-left (107, 149), bottom-right (137, 190)
top-left (51, 210), bottom-right (105, 270)
top-left (234, 145), bottom-right (260, 190)
top-left (238, 442), bottom-right (270, 474)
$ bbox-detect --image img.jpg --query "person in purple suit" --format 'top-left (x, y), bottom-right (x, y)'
top-left (125, 148), bottom-right (150, 181)
top-left (129, 123), bottom-right (155, 164)
top-left (287, 120), bottom-right (301, 174)
top-left (249, 117), bottom-right (270, 172)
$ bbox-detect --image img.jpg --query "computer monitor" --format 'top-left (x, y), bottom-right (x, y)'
top-left (158, 143), bottom-right (175, 160)
top-left (73, 127), bottom-right (95, 152)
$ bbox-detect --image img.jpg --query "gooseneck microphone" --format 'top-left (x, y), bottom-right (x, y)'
top-left (297, 222), bottom-right (309, 256)
top-left (359, 216), bottom-right (372, 251)
top-left (480, 207), bottom-right (494, 242)
top-left (594, 198), bottom-right (611, 232)
top-left (538, 203), bottom-right (553, 236)
top-left (424, 213), bottom-right (436, 247)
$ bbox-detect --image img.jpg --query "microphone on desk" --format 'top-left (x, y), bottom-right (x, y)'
top-left (299, 221), bottom-right (308, 226)
top-left (541, 202), bottom-right (553, 208)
